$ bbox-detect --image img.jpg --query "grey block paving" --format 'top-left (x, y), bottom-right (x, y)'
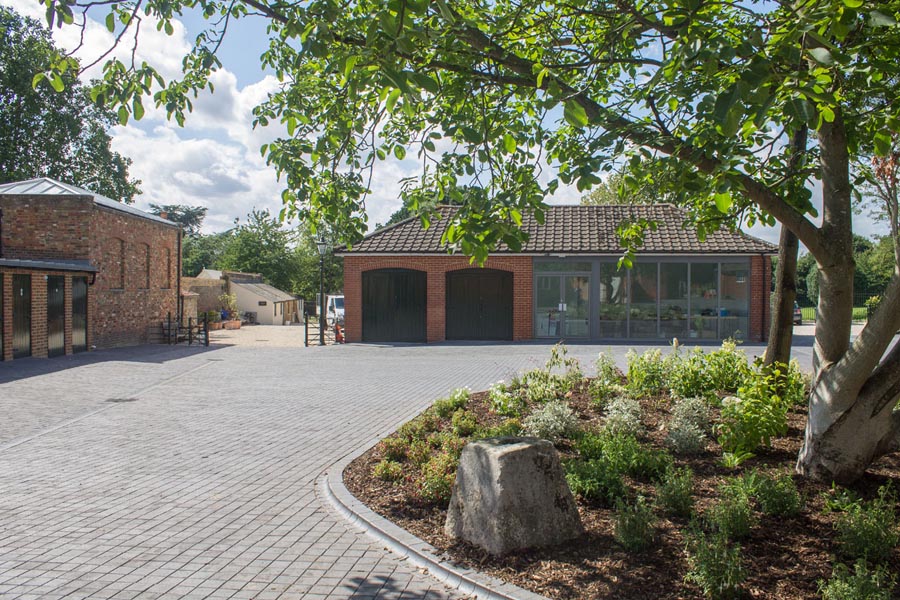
top-left (0, 339), bottom-right (771, 599)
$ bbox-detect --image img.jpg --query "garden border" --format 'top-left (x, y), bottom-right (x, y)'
top-left (319, 431), bottom-right (550, 600)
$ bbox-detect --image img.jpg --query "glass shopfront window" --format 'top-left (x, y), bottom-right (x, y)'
top-left (690, 263), bottom-right (719, 339)
top-left (630, 262), bottom-right (658, 338)
top-left (660, 263), bottom-right (688, 339)
top-left (598, 263), bottom-right (628, 338)
top-left (720, 263), bottom-right (750, 339)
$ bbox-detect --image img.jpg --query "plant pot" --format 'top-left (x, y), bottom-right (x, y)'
top-left (208, 322), bottom-right (223, 331)
top-left (224, 320), bottom-right (241, 330)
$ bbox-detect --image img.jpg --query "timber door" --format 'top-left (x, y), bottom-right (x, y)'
top-left (47, 276), bottom-right (65, 357)
top-left (362, 269), bottom-right (426, 342)
top-left (12, 275), bottom-right (31, 358)
top-left (72, 277), bottom-right (87, 353)
top-left (446, 269), bottom-right (513, 340)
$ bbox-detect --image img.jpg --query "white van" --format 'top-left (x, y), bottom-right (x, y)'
top-left (326, 295), bottom-right (344, 326)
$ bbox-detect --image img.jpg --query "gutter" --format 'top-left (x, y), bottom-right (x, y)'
top-left (177, 229), bottom-right (183, 320)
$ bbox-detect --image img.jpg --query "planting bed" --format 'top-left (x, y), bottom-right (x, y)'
top-left (344, 347), bottom-right (900, 600)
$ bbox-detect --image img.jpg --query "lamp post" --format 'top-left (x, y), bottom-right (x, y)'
top-left (316, 236), bottom-right (328, 346)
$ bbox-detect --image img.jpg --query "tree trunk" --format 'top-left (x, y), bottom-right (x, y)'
top-left (764, 229), bottom-right (799, 366)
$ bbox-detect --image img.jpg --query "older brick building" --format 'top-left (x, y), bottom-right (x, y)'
top-left (338, 205), bottom-right (776, 344)
top-left (0, 178), bottom-right (181, 359)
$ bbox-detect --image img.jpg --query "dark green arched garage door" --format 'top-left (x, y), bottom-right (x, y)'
top-left (362, 268), bottom-right (427, 342)
top-left (446, 268), bottom-right (513, 340)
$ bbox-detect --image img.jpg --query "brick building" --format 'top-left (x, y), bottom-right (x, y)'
top-left (0, 178), bottom-right (181, 359)
top-left (337, 205), bottom-right (776, 344)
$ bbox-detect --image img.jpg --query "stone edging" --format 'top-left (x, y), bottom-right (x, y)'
top-left (318, 437), bottom-right (549, 600)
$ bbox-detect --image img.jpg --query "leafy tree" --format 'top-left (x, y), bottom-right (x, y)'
top-left (181, 231), bottom-right (231, 277)
top-left (292, 225), bottom-right (343, 301)
top-left (44, 1), bottom-right (900, 482)
top-left (581, 164), bottom-right (674, 205)
top-left (855, 138), bottom-right (900, 266)
top-left (0, 7), bottom-right (140, 202)
top-left (149, 204), bottom-right (208, 236)
top-left (218, 209), bottom-right (301, 293)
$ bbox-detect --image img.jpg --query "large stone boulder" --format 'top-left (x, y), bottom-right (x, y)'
top-left (444, 437), bottom-right (583, 556)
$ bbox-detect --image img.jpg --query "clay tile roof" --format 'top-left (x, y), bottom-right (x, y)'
top-left (338, 205), bottom-right (777, 255)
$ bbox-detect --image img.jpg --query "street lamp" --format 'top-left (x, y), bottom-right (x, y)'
top-left (316, 236), bottom-right (328, 346)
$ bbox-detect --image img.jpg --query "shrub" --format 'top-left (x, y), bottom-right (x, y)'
top-left (378, 436), bottom-right (409, 462)
top-left (434, 387), bottom-right (470, 418)
top-left (602, 396), bottom-right (644, 437)
top-left (524, 368), bottom-right (567, 403)
top-left (595, 351), bottom-right (620, 382)
top-left (546, 342), bottom-right (583, 387)
top-left (707, 484), bottom-right (754, 541)
top-left (666, 418), bottom-right (708, 454)
top-left (684, 528), bottom-right (745, 600)
top-left (564, 458), bottom-right (627, 506)
top-left (373, 459), bottom-right (404, 482)
top-left (476, 418), bottom-right (523, 439)
top-left (589, 378), bottom-right (626, 409)
top-left (615, 496), bottom-right (657, 552)
top-left (752, 473), bottom-right (802, 517)
top-left (439, 434), bottom-right (467, 460)
top-left (666, 397), bottom-right (710, 454)
top-left (523, 400), bottom-right (580, 442)
top-left (576, 431), bottom-right (671, 481)
top-left (818, 561), bottom-right (897, 600)
top-left (716, 360), bottom-right (807, 465)
top-left (626, 348), bottom-right (668, 396)
top-left (667, 348), bottom-right (712, 399)
top-left (451, 409), bottom-right (478, 437)
top-left (834, 485), bottom-right (899, 565)
top-left (488, 381), bottom-right (527, 417)
top-left (397, 412), bottom-right (442, 441)
top-left (407, 440), bottom-right (432, 467)
top-left (657, 467), bottom-right (695, 518)
top-left (704, 340), bottom-right (750, 393)
top-left (416, 452), bottom-right (458, 504)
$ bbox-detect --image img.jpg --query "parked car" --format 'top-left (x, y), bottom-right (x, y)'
top-left (326, 295), bottom-right (344, 326)
top-left (793, 302), bottom-right (802, 325)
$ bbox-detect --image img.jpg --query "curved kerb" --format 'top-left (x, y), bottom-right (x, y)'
top-left (318, 443), bottom-right (550, 600)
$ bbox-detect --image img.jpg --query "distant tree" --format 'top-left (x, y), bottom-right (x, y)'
top-left (856, 140), bottom-right (900, 267)
top-left (149, 204), bottom-right (208, 236)
top-left (181, 232), bottom-right (230, 277)
top-left (580, 167), bottom-right (673, 206)
top-left (292, 225), bottom-right (343, 301)
top-left (218, 209), bottom-right (301, 293)
top-left (0, 7), bottom-right (140, 202)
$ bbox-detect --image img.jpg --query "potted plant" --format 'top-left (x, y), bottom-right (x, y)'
top-left (206, 310), bottom-right (223, 330)
top-left (218, 293), bottom-right (241, 329)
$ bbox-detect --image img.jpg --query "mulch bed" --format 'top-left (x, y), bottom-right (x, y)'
top-left (344, 382), bottom-right (900, 600)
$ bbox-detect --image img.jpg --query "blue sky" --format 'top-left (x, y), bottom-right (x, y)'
top-left (2, 0), bottom-right (889, 247)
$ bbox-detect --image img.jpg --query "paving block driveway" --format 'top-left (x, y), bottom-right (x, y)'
top-left (0, 338), bottom-right (776, 599)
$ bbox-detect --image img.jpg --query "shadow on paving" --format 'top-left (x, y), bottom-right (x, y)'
top-left (0, 342), bottom-right (232, 385)
top-left (343, 574), bottom-right (453, 599)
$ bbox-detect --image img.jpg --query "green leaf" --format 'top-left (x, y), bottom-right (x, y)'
top-left (714, 192), bottom-right (733, 214)
top-left (563, 100), bottom-right (588, 128)
top-left (105, 12), bottom-right (115, 32)
top-left (870, 10), bottom-right (897, 27)
top-left (49, 73), bottom-right (64, 92)
top-left (385, 88), bottom-right (401, 113)
top-left (132, 98), bottom-right (144, 120)
top-left (393, 145), bottom-right (406, 160)
top-left (503, 134), bottom-right (517, 154)
top-left (31, 72), bottom-right (46, 89)
top-left (842, 0), bottom-right (863, 7)
top-left (117, 105), bottom-right (129, 126)
top-left (808, 47), bottom-right (833, 66)
top-left (164, 20), bottom-right (174, 35)
top-left (343, 55), bottom-right (358, 81)
top-left (874, 131), bottom-right (891, 156)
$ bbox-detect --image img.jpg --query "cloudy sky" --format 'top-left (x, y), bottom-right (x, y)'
top-left (2, 0), bottom-right (888, 244)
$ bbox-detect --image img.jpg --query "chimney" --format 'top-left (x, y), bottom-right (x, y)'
top-left (159, 211), bottom-right (169, 220)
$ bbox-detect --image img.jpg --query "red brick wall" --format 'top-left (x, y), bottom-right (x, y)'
top-left (749, 255), bottom-right (772, 342)
top-left (345, 254), bottom-right (771, 343)
top-left (0, 195), bottom-right (93, 260)
top-left (88, 206), bottom-right (179, 349)
top-left (343, 255), bottom-right (533, 343)
top-left (1, 269), bottom-right (90, 361)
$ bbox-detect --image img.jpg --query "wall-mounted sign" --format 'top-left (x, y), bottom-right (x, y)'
top-left (258, 301), bottom-right (268, 306)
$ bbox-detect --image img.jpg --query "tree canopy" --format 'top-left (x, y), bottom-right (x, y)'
top-left (41, 0), bottom-right (900, 481)
top-left (0, 6), bottom-right (140, 202)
